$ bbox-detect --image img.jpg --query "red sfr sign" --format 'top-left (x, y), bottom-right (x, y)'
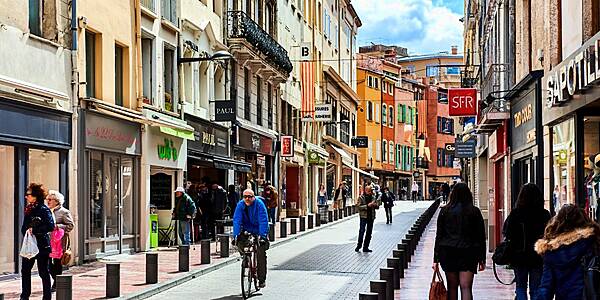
top-left (448, 88), bottom-right (477, 116)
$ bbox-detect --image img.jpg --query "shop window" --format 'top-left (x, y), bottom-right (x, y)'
top-left (90, 152), bottom-right (104, 239)
top-left (552, 118), bottom-right (576, 206)
top-left (163, 47), bottom-right (175, 112)
top-left (29, 149), bottom-right (59, 191)
top-left (0, 146), bottom-right (15, 274)
top-left (115, 44), bottom-right (125, 106)
top-left (583, 117), bottom-right (600, 219)
top-left (142, 38), bottom-right (154, 105)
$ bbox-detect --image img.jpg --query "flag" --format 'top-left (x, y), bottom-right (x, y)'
top-left (300, 61), bottom-right (315, 120)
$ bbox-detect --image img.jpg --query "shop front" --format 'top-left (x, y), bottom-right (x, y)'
top-left (488, 123), bottom-right (508, 250)
top-left (233, 126), bottom-right (274, 195)
top-left (507, 71), bottom-right (544, 204)
top-left (280, 138), bottom-right (305, 217)
top-left (81, 111), bottom-right (141, 260)
top-left (0, 99), bottom-right (71, 276)
top-left (304, 144), bottom-right (328, 216)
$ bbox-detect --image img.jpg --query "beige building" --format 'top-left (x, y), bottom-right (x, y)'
top-left (397, 47), bottom-right (463, 89)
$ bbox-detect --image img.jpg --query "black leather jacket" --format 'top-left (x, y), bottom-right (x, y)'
top-left (434, 203), bottom-right (486, 263)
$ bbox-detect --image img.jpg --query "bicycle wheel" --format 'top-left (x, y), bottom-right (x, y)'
top-left (241, 256), bottom-right (252, 299)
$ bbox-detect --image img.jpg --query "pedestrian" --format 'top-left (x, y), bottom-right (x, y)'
top-left (534, 204), bottom-right (600, 300)
top-left (433, 183), bottom-right (486, 300)
top-left (318, 184), bottom-right (327, 206)
top-left (502, 183), bottom-right (551, 300)
top-left (21, 183), bottom-right (55, 300)
top-left (46, 190), bottom-right (74, 292)
top-left (411, 181), bottom-right (419, 202)
top-left (227, 184), bottom-right (239, 218)
top-left (334, 181), bottom-right (347, 209)
top-left (172, 186), bottom-right (196, 246)
top-left (263, 182), bottom-right (278, 224)
top-left (382, 187), bottom-right (395, 224)
top-left (355, 185), bottom-right (380, 252)
top-left (197, 180), bottom-right (213, 240)
top-left (442, 182), bottom-right (450, 204)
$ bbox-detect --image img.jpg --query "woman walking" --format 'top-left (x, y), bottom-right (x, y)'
top-left (318, 184), bottom-right (327, 206)
top-left (535, 204), bottom-right (600, 300)
top-left (502, 183), bottom-right (551, 299)
top-left (433, 183), bottom-right (486, 300)
top-left (21, 183), bottom-right (55, 300)
top-left (46, 190), bottom-right (74, 292)
top-left (381, 187), bottom-right (395, 224)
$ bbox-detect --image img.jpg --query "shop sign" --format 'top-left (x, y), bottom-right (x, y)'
top-left (513, 104), bottom-right (533, 128)
top-left (314, 104), bottom-right (332, 122)
top-left (413, 171), bottom-right (421, 178)
top-left (556, 150), bottom-right (568, 164)
top-left (214, 101), bottom-right (236, 122)
top-left (188, 120), bottom-right (229, 157)
top-left (510, 90), bottom-right (537, 150)
top-left (455, 139), bottom-right (476, 158)
top-left (351, 136), bottom-right (369, 148)
top-left (256, 154), bottom-right (266, 166)
top-left (237, 127), bottom-right (273, 156)
top-left (544, 30), bottom-right (600, 108)
top-left (445, 143), bottom-right (456, 154)
top-left (85, 112), bottom-right (141, 155)
top-left (307, 150), bottom-right (322, 165)
top-left (157, 138), bottom-right (178, 161)
top-left (281, 135), bottom-right (294, 157)
top-left (448, 88), bottom-right (477, 116)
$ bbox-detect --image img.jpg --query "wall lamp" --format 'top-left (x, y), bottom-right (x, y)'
top-left (178, 50), bottom-right (233, 64)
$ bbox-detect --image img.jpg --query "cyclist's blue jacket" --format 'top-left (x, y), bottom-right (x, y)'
top-left (233, 196), bottom-right (269, 239)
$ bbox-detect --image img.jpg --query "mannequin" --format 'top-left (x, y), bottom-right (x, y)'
top-left (585, 154), bottom-right (600, 221)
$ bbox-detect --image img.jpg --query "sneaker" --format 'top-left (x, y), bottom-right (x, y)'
top-left (355, 246), bottom-right (360, 252)
top-left (363, 248), bottom-right (373, 253)
top-left (259, 281), bottom-right (266, 288)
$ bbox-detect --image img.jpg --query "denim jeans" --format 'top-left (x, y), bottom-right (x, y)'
top-left (178, 220), bottom-right (191, 245)
top-left (21, 253), bottom-right (52, 300)
top-left (268, 207), bottom-right (276, 224)
top-left (514, 266), bottom-right (542, 300)
top-left (356, 218), bottom-right (374, 250)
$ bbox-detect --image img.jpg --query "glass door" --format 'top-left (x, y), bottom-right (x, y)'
top-left (105, 155), bottom-right (121, 254)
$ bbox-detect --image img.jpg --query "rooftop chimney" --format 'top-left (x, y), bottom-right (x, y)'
top-left (451, 46), bottom-right (458, 55)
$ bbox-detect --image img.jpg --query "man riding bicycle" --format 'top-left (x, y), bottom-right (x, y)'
top-left (233, 189), bottom-right (270, 288)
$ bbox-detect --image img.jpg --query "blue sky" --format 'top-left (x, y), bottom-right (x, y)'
top-left (353, 0), bottom-right (464, 55)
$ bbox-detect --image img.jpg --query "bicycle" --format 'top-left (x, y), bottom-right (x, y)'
top-left (236, 231), bottom-right (260, 299)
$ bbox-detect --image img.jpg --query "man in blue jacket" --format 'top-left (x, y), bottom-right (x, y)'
top-left (233, 189), bottom-right (270, 288)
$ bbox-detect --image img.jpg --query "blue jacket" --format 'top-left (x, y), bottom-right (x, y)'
top-left (21, 203), bottom-right (55, 255)
top-left (535, 227), bottom-right (597, 300)
top-left (233, 197), bottom-right (269, 239)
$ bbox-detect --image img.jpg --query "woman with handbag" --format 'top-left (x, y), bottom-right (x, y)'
top-left (46, 190), bottom-right (74, 292)
top-left (21, 183), bottom-right (55, 300)
top-left (502, 183), bottom-right (550, 299)
top-left (534, 204), bottom-right (600, 300)
top-left (433, 183), bottom-right (486, 300)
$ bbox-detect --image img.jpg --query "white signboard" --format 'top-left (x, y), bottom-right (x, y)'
top-left (314, 104), bottom-right (332, 122)
top-left (300, 42), bottom-right (312, 60)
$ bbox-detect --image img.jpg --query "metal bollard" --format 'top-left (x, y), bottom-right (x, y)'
top-left (333, 209), bottom-right (338, 221)
top-left (179, 245), bottom-right (190, 272)
top-left (401, 240), bottom-right (411, 264)
top-left (406, 234), bottom-right (415, 255)
top-left (308, 214), bottom-right (314, 229)
top-left (339, 208), bottom-right (344, 218)
top-left (269, 223), bottom-right (275, 242)
top-left (56, 274), bottom-right (72, 300)
top-left (369, 279), bottom-right (387, 300)
top-left (290, 218), bottom-right (297, 234)
top-left (344, 207), bottom-right (349, 217)
top-left (328, 210), bottom-right (333, 222)
top-left (106, 263), bottom-right (120, 298)
top-left (300, 216), bottom-right (306, 232)
top-left (146, 253), bottom-right (158, 284)
top-left (218, 234), bottom-right (230, 258)
top-left (380, 267), bottom-right (394, 300)
top-left (201, 239), bottom-right (211, 264)
top-left (0, 294), bottom-right (3, 300)
top-left (316, 213), bottom-right (322, 226)
top-left (393, 249), bottom-right (406, 277)
top-left (387, 257), bottom-right (401, 289)
top-left (280, 220), bottom-right (288, 238)
top-left (216, 221), bottom-right (225, 235)
top-left (358, 292), bottom-right (379, 300)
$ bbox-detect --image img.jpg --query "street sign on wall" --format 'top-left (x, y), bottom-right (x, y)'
top-left (455, 139), bottom-right (477, 158)
top-left (314, 104), bottom-right (332, 122)
top-left (351, 136), bottom-right (369, 148)
top-left (448, 88), bottom-right (477, 116)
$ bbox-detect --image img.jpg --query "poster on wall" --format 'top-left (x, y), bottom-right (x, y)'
top-left (281, 135), bottom-right (294, 157)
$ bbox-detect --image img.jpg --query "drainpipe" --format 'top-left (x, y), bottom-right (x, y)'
top-left (70, 0), bottom-right (82, 265)
top-left (135, 0), bottom-right (143, 109)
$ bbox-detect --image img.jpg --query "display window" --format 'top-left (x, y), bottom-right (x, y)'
top-left (583, 117), bottom-right (600, 221)
top-left (0, 145), bottom-right (14, 274)
top-left (29, 149), bottom-right (60, 190)
top-left (552, 118), bottom-right (576, 208)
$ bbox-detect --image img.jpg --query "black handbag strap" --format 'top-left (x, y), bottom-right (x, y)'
top-left (493, 262), bottom-right (515, 286)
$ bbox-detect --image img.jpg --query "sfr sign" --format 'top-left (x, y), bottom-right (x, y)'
top-left (448, 88), bottom-right (477, 116)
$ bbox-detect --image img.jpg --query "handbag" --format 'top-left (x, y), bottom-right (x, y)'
top-left (582, 250), bottom-right (600, 299)
top-left (429, 264), bottom-right (447, 300)
top-left (61, 234), bottom-right (72, 266)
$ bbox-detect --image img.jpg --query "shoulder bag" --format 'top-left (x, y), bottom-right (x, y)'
top-left (61, 234), bottom-right (72, 266)
top-left (582, 247), bottom-right (600, 299)
top-left (429, 264), bottom-right (447, 300)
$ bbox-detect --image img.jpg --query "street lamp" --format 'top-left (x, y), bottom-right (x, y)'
top-left (178, 50), bottom-right (233, 64)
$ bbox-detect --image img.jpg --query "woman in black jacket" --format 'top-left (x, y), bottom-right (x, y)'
top-left (433, 183), bottom-right (486, 300)
top-left (20, 183), bottom-right (55, 300)
top-left (502, 183), bottom-right (551, 300)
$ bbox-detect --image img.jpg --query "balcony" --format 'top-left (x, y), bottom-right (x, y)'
top-left (227, 11), bottom-right (293, 78)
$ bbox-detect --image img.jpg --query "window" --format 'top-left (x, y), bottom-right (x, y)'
top-left (318, 3), bottom-right (322, 31)
top-left (142, 38), bottom-right (153, 105)
top-left (257, 76), bottom-right (263, 126)
top-left (396, 144), bottom-right (401, 169)
top-left (389, 142), bottom-right (394, 164)
top-left (267, 83), bottom-right (273, 129)
top-left (375, 104), bottom-right (380, 123)
top-left (389, 106), bottom-right (394, 127)
top-left (397, 104), bottom-right (402, 123)
top-left (28, 0), bottom-right (42, 36)
top-left (368, 139), bottom-right (373, 160)
top-left (438, 90), bottom-right (448, 103)
top-left (382, 82), bottom-right (387, 93)
top-left (400, 105), bottom-right (406, 123)
top-left (382, 140), bottom-right (387, 162)
top-left (115, 44), bottom-right (124, 106)
top-left (85, 31), bottom-right (97, 98)
top-left (389, 85), bottom-right (394, 96)
top-left (426, 65), bottom-right (439, 77)
top-left (367, 101), bottom-right (373, 121)
top-left (446, 66), bottom-right (460, 75)
top-left (376, 140), bottom-right (381, 161)
top-left (340, 107), bottom-right (350, 145)
top-left (374, 78), bottom-right (379, 89)
top-left (437, 148), bottom-right (443, 167)
top-left (382, 104), bottom-right (387, 126)
top-left (367, 76), bottom-right (373, 88)
top-left (163, 47), bottom-right (175, 112)
top-left (162, 0), bottom-right (177, 24)
top-left (326, 94), bottom-right (337, 138)
top-left (406, 65), bottom-right (416, 75)
top-left (244, 68), bottom-right (251, 120)
top-left (406, 107), bottom-right (412, 125)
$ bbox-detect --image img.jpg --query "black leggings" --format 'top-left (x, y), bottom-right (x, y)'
top-left (445, 271), bottom-right (474, 300)
top-left (50, 258), bottom-right (63, 284)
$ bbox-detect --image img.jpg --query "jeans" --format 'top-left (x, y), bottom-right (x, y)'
top-left (318, 196), bottom-right (326, 205)
top-left (385, 207), bottom-right (393, 223)
top-left (356, 218), bottom-right (374, 250)
top-left (50, 258), bottom-right (63, 287)
top-left (178, 220), bottom-right (191, 245)
top-left (237, 236), bottom-right (269, 283)
top-left (412, 191), bottom-right (418, 202)
top-left (268, 207), bottom-right (276, 224)
top-left (21, 253), bottom-right (51, 300)
top-left (514, 266), bottom-right (542, 300)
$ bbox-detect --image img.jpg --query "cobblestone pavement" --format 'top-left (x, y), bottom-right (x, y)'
top-left (149, 201), bottom-right (431, 300)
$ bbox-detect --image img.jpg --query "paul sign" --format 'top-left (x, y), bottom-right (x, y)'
top-left (448, 88), bottom-right (477, 116)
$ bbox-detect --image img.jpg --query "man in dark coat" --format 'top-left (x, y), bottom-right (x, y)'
top-left (381, 187), bottom-right (395, 224)
top-left (355, 185), bottom-right (380, 252)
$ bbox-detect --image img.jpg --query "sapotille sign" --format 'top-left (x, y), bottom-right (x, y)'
top-left (545, 30), bottom-right (600, 108)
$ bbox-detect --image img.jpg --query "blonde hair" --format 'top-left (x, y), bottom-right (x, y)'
top-left (48, 190), bottom-right (65, 205)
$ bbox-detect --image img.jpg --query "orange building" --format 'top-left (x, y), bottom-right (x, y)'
top-left (356, 65), bottom-right (383, 183)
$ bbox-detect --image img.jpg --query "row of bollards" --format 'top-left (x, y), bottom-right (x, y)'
top-left (359, 199), bottom-right (441, 299)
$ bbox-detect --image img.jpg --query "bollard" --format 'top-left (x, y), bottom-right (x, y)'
top-left (218, 234), bottom-right (230, 258)
top-left (280, 220), bottom-right (288, 238)
top-left (369, 280), bottom-right (387, 300)
top-left (401, 240), bottom-right (411, 264)
top-left (339, 208), bottom-right (344, 218)
top-left (316, 213), bottom-right (322, 226)
top-left (308, 214), bottom-right (314, 229)
top-left (380, 267), bottom-right (394, 300)
top-left (106, 263), bottom-right (120, 298)
top-left (146, 253), bottom-right (158, 284)
top-left (406, 234), bottom-right (415, 255)
top-left (178, 245), bottom-right (190, 272)
top-left (290, 218), bottom-right (297, 234)
top-left (333, 209), bottom-right (338, 221)
top-left (201, 239), bottom-right (211, 264)
top-left (56, 275), bottom-right (72, 300)
top-left (358, 292), bottom-right (379, 300)
top-left (216, 221), bottom-right (225, 235)
top-left (387, 257), bottom-right (401, 289)
top-left (300, 216), bottom-right (306, 232)
top-left (328, 210), bottom-right (333, 223)
top-left (269, 223), bottom-right (275, 241)
top-left (393, 249), bottom-right (406, 277)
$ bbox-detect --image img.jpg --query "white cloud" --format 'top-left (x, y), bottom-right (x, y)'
top-left (353, 0), bottom-right (464, 55)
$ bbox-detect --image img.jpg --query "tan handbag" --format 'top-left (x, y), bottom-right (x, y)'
top-left (429, 264), bottom-right (448, 300)
top-left (60, 235), bottom-right (72, 266)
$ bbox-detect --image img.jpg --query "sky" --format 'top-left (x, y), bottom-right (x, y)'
top-left (352, 0), bottom-right (464, 56)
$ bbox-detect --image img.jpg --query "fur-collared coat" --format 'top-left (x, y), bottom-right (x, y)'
top-left (534, 227), bottom-right (597, 300)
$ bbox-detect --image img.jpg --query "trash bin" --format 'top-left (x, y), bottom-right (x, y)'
top-left (318, 204), bottom-right (329, 224)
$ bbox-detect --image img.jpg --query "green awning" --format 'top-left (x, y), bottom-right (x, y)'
top-left (159, 126), bottom-right (195, 140)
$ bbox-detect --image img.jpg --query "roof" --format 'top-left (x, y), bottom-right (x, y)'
top-left (396, 53), bottom-right (463, 63)
top-left (323, 65), bottom-right (360, 106)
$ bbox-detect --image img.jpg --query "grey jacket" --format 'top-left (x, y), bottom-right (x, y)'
top-left (52, 205), bottom-right (74, 249)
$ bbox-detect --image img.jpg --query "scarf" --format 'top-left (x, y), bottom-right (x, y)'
top-left (24, 202), bottom-right (38, 216)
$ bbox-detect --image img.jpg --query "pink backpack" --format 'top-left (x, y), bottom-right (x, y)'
top-left (50, 228), bottom-right (65, 259)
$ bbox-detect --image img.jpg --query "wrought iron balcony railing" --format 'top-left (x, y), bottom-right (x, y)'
top-left (227, 11), bottom-right (293, 75)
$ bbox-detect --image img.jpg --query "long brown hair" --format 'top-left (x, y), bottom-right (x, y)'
top-left (543, 204), bottom-right (600, 246)
top-left (447, 182), bottom-right (473, 207)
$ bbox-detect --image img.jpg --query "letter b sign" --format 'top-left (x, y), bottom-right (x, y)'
top-left (300, 42), bottom-right (312, 60)
top-left (448, 88), bottom-right (478, 116)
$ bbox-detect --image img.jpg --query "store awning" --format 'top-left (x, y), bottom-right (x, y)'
top-left (330, 144), bottom-right (353, 164)
top-left (213, 156), bottom-right (252, 173)
top-left (342, 160), bottom-right (379, 180)
top-left (159, 126), bottom-right (195, 140)
top-left (305, 142), bottom-right (328, 158)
